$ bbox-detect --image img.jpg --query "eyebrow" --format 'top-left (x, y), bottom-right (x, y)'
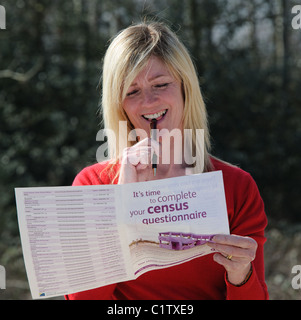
top-left (129, 74), bottom-right (171, 87)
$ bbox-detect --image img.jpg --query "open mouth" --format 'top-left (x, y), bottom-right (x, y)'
top-left (142, 109), bottom-right (167, 122)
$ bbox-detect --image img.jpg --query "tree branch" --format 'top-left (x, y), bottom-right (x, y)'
top-left (0, 58), bottom-right (43, 82)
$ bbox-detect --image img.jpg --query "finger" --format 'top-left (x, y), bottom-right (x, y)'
top-left (212, 234), bottom-right (257, 250)
top-left (207, 242), bottom-right (252, 260)
top-left (123, 146), bottom-right (151, 166)
top-left (212, 253), bottom-right (247, 273)
top-left (135, 137), bottom-right (152, 146)
top-left (132, 138), bottom-right (161, 160)
top-left (213, 253), bottom-right (252, 276)
top-left (138, 148), bottom-right (155, 166)
top-left (213, 252), bottom-right (233, 264)
top-left (139, 147), bottom-right (153, 165)
top-left (136, 162), bottom-right (150, 171)
top-left (121, 138), bottom-right (161, 171)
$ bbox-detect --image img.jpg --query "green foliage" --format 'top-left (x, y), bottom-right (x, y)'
top-left (0, 1), bottom-right (300, 299)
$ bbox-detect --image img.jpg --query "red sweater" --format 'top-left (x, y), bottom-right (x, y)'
top-left (65, 158), bottom-right (268, 300)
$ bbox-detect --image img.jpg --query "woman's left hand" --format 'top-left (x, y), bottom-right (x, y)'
top-left (207, 234), bottom-right (257, 285)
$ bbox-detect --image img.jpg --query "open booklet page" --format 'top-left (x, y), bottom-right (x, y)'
top-left (15, 170), bottom-right (229, 299)
top-left (15, 183), bottom-right (133, 299)
top-left (122, 171), bottom-right (229, 278)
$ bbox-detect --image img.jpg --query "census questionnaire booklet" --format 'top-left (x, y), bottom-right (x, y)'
top-left (15, 170), bottom-right (229, 299)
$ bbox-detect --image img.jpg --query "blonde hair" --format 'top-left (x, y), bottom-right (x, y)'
top-left (101, 21), bottom-right (212, 175)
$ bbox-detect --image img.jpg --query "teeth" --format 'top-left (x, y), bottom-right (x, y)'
top-left (143, 110), bottom-right (167, 120)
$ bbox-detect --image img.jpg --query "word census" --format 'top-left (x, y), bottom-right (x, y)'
top-left (107, 304), bottom-right (194, 317)
top-left (129, 189), bottom-right (207, 225)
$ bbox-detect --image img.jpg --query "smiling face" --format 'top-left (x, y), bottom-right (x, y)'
top-left (122, 56), bottom-right (184, 133)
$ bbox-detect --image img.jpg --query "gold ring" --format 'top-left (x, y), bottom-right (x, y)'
top-left (226, 255), bottom-right (232, 260)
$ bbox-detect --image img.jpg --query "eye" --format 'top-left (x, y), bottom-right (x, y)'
top-left (126, 89), bottom-right (139, 97)
top-left (154, 83), bottom-right (169, 89)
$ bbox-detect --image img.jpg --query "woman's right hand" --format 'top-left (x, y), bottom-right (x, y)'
top-left (118, 137), bottom-right (160, 184)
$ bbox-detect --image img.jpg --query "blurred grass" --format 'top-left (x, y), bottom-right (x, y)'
top-left (0, 221), bottom-right (300, 300)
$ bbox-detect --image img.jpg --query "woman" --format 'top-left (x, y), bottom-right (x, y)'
top-left (66, 22), bottom-right (268, 300)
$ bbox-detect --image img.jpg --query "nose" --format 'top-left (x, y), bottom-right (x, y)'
top-left (141, 88), bottom-right (158, 108)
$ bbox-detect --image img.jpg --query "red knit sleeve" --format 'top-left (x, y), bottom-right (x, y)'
top-left (225, 172), bottom-right (269, 300)
top-left (65, 284), bottom-right (117, 300)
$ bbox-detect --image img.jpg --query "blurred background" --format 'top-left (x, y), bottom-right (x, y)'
top-left (0, 0), bottom-right (300, 300)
